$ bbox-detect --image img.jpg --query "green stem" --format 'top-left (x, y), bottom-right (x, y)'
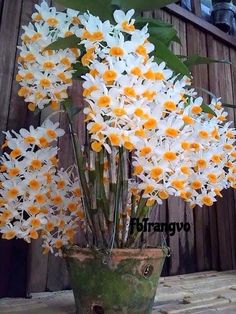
top-left (110, 147), bottom-right (123, 249)
top-left (63, 103), bottom-right (95, 239)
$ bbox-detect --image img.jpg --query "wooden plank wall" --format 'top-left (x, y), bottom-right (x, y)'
top-left (0, 0), bottom-right (235, 295)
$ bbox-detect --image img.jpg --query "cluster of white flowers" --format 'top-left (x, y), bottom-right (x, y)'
top-left (3, 1), bottom-right (235, 250)
top-left (0, 120), bottom-right (84, 254)
top-left (17, 2), bottom-right (80, 111)
top-left (76, 8), bottom-right (236, 208)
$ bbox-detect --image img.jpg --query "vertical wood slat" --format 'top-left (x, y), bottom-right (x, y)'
top-left (191, 0), bottom-right (202, 17)
top-left (171, 15), bottom-right (196, 275)
top-left (229, 47), bottom-right (236, 269)
top-left (207, 34), bottom-right (235, 271)
top-left (6, 0), bottom-right (46, 295)
top-left (0, 0), bottom-right (29, 298)
top-left (0, 0), bottom-right (22, 144)
top-left (186, 24), bottom-right (212, 272)
top-left (25, 0), bottom-right (53, 295)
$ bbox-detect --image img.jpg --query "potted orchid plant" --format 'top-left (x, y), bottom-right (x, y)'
top-left (0, 0), bottom-right (235, 312)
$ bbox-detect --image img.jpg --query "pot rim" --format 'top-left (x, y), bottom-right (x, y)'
top-left (64, 245), bottom-right (169, 260)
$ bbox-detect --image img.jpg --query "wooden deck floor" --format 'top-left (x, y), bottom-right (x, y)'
top-left (0, 271), bottom-right (236, 313)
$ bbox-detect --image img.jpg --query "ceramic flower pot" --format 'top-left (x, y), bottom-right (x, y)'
top-left (65, 247), bottom-right (168, 314)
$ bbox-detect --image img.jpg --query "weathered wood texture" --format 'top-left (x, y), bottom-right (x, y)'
top-left (0, 1), bottom-right (235, 295)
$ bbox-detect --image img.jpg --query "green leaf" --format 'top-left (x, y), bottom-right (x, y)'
top-left (45, 35), bottom-right (80, 50)
top-left (72, 62), bottom-right (89, 78)
top-left (195, 88), bottom-right (236, 109)
top-left (201, 103), bottom-right (217, 116)
top-left (63, 99), bottom-right (82, 118)
top-left (153, 41), bottom-right (190, 76)
top-left (55, 0), bottom-right (113, 21)
top-left (135, 17), bottom-right (173, 28)
top-left (183, 55), bottom-right (231, 68)
top-left (71, 106), bottom-right (83, 116)
top-left (120, 0), bottom-right (178, 11)
top-left (222, 103), bottom-right (236, 109)
top-left (195, 87), bottom-right (217, 100)
top-left (149, 26), bottom-right (181, 46)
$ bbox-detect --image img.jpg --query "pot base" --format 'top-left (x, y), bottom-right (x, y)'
top-left (65, 247), bottom-right (168, 314)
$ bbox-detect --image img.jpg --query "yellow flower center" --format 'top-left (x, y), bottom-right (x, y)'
top-left (163, 151), bottom-right (177, 161)
top-left (55, 239), bottom-right (63, 249)
top-left (25, 53), bottom-right (36, 62)
top-left (158, 190), bottom-right (169, 200)
top-left (68, 202), bottom-right (77, 212)
top-left (124, 87), bottom-right (136, 98)
top-left (124, 141), bottom-right (134, 151)
top-left (10, 148), bottom-right (22, 159)
top-left (143, 118), bottom-right (157, 129)
top-left (30, 159), bottom-right (42, 170)
top-left (196, 159), bottom-right (207, 169)
top-left (180, 166), bottom-right (190, 175)
top-left (110, 46), bottom-right (124, 57)
top-left (164, 101), bottom-right (176, 111)
top-left (31, 32), bottom-right (42, 42)
top-left (30, 217), bottom-right (41, 228)
top-left (171, 179), bottom-right (185, 190)
top-left (28, 205), bottom-right (40, 215)
top-left (72, 16), bottom-right (81, 24)
top-left (90, 123), bottom-right (103, 133)
top-left (211, 154), bottom-right (222, 164)
top-left (191, 180), bottom-right (202, 190)
top-left (91, 141), bottom-right (103, 152)
top-left (165, 128), bottom-right (179, 137)
top-left (207, 173), bottom-right (217, 183)
top-left (40, 78), bottom-right (51, 88)
top-left (39, 137), bottom-right (49, 147)
top-left (3, 230), bottom-right (16, 240)
top-left (35, 194), bottom-right (46, 204)
top-left (144, 70), bottom-right (155, 80)
top-left (18, 87), bottom-right (29, 97)
top-left (47, 17), bottom-right (59, 27)
top-left (224, 144), bottom-right (233, 150)
top-left (142, 90), bottom-right (156, 100)
top-left (90, 31), bottom-right (104, 41)
top-left (60, 57), bottom-right (71, 68)
top-left (136, 45), bottom-right (147, 57)
top-left (182, 115), bottom-right (194, 125)
top-left (46, 222), bottom-right (54, 232)
top-left (53, 195), bottom-right (63, 204)
top-left (103, 70), bottom-right (117, 83)
top-left (155, 72), bottom-right (164, 80)
top-left (131, 67), bottom-right (142, 76)
top-left (122, 21), bottom-right (135, 32)
top-left (57, 180), bottom-right (66, 189)
top-left (133, 164), bottom-right (143, 175)
top-left (191, 106), bottom-right (202, 115)
top-left (140, 146), bottom-right (152, 156)
top-left (135, 128), bottom-right (147, 137)
top-left (8, 167), bottom-right (20, 177)
top-left (198, 130), bottom-right (209, 139)
top-left (190, 142), bottom-right (201, 151)
top-left (98, 95), bottom-right (111, 107)
top-left (144, 184), bottom-right (155, 194)
top-left (29, 230), bottom-right (39, 239)
top-left (24, 72), bottom-right (34, 80)
top-left (202, 195), bottom-right (213, 206)
top-left (113, 108), bottom-right (127, 116)
top-left (29, 179), bottom-right (41, 190)
top-left (46, 129), bottom-right (57, 138)
top-left (150, 167), bottom-right (163, 179)
top-left (109, 133), bottom-right (120, 146)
